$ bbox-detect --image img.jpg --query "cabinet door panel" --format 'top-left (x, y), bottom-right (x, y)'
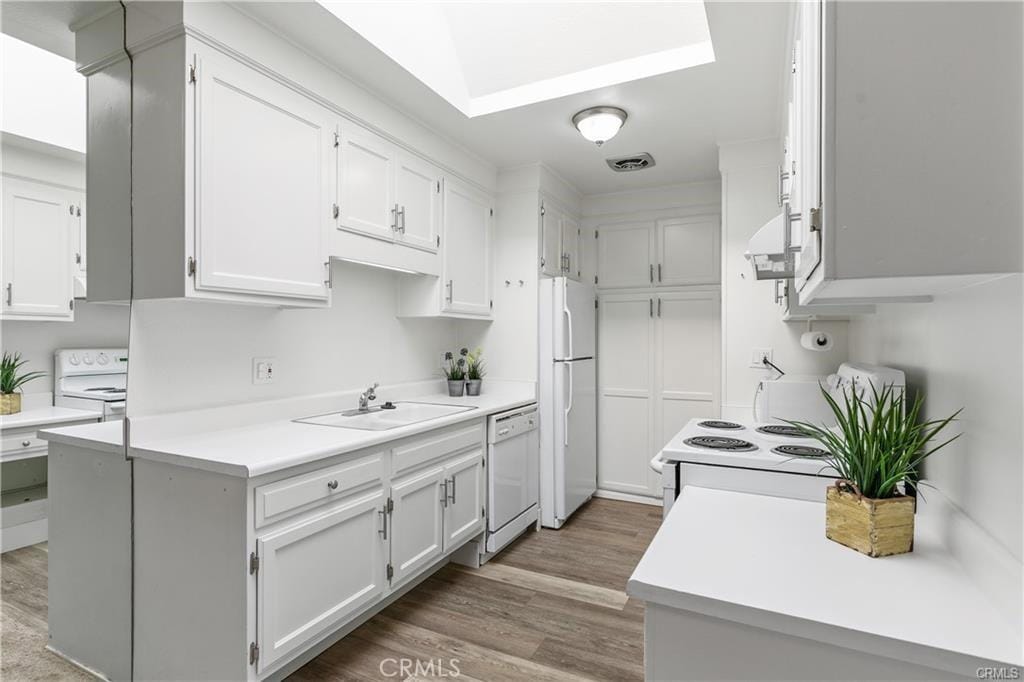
top-left (339, 127), bottom-right (396, 241)
top-left (655, 292), bottom-right (720, 460)
top-left (794, 0), bottom-right (823, 285)
top-left (257, 490), bottom-right (386, 671)
top-left (597, 295), bottom-right (655, 495)
top-left (395, 153), bottom-right (440, 252)
top-left (596, 222), bottom-right (654, 289)
top-left (657, 216), bottom-right (720, 286)
top-left (2, 178), bottom-right (72, 318)
top-left (390, 466), bottom-right (445, 587)
top-left (561, 215), bottom-right (581, 280)
top-left (442, 178), bottom-right (491, 315)
top-left (194, 50), bottom-right (330, 301)
top-left (442, 449), bottom-right (485, 551)
top-left (540, 204), bottom-right (561, 277)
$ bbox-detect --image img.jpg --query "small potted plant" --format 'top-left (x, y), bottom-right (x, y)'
top-left (442, 350), bottom-right (467, 397)
top-left (788, 383), bottom-right (961, 558)
top-left (465, 347), bottom-right (486, 396)
top-left (1, 352), bottom-right (46, 416)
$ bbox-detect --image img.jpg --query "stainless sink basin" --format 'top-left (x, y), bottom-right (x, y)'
top-left (294, 402), bottom-right (476, 431)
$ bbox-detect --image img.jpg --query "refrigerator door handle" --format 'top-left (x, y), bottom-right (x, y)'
top-left (564, 362), bottom-right (574, 446)
top-left (563, 287), bottom-right (573, 360)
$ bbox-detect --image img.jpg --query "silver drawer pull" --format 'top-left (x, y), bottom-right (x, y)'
top-left (22, 440), bottom-right (31, 447)
top-left (327, 480), bottom-right (339, 490)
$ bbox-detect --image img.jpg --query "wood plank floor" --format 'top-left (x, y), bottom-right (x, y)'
top-left (1, 497), bottom-right (662, 681)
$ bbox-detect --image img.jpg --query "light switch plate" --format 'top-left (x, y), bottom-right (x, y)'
top-left (750, 348), bottom-right (773, 369)
top-left (252, 357), bottom-right (276, 384)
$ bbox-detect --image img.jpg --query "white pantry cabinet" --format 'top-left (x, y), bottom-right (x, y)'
top-left (398, 177), bottom-right (494, 319)
top-left (597, 290), bottom-right (720, 498)
top-left (1, 177), bottom-right (75, 321)
top-left (789, 1), bottom-right (1022, 304)
top-left (539, 200), bottom-right (582, 280)
top-left (596, 216), bottom-right (719, 289)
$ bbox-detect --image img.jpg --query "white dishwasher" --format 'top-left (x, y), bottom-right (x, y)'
top-left (486, 405), bottom-right (539, 554)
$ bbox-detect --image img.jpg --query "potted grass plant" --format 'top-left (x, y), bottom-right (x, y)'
top-left (442, 349), bottom-right (467, 397)
top-left (465, 347), bottom-right (486, 396)
top-left (1, 352), bottom-right (46, 416)
top-left (787, 383), bottom-right (961, 557)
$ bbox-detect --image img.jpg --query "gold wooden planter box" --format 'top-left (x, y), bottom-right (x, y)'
top-left (0, 393), bottom-right (22, 415)
top-left (825, 483), bottom-right (915, 557)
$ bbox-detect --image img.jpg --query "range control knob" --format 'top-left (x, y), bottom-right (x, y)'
top-left (82, 353), bottom-right (93, 365)
top-left (68, 353), bottom-right (80, 366)
top-left (97, 353), bottom-right (109, 365)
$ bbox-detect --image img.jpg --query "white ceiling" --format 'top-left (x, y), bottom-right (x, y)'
top-left (244, 1), bottom-right (790, 195)
top-left (2, 1), bottom-right (790, 196)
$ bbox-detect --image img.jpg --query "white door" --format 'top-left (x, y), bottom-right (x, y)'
top-left (389, 465), bottom-right (445, 587)
top-left (394, 153), bottom-right (441, 252)
top-left (596, 222), bottom-right (655, 289)
top-left (1, 177), bottom-right (73, 318)
top-left (442, 178), bottom-right (491, 316)
top-left (654, 291), bottom-right (721, 488)
top-left (442, 449), bottom-right (485, 551)
top-left (657, 216), bottom-right (720, 286)
top-left (539, 203), bottom-right (561, 277)
top-left (337, 125), bottom-right (397, 242)
top-left (256, 490), bottom-right (387, 671)
top-left (597, 294), bottom-right (655, 496)
top-left (794, 0), bottom-right (823, 286)
top-left (193, 49), bottom-right (331, 302)
top-left (554, 358), bottom-right (597, 520)
top-left (561, 215), bottom-right (581, 280)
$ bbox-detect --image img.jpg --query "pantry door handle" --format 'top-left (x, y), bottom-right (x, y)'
top-left (649, 264), bottom-right (654, 283)
top-left (657, 298), bottom-right (662, 317)
top-left (657, 264), bottom-right (662, 282)
top-left (649, 298), bottom-right (653, 318)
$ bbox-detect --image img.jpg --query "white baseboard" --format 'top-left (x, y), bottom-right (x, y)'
top-left (2, 518), bottom-right (48, 553)
top-left (594, 489), bottom-right (661, 507)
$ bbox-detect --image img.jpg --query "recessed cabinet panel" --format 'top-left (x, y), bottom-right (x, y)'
top-left (1, 177), bottom-right (73, 319)
top-left (256, 491), bottom-right (386, 671)
top-left (338, 127), bottom-right (396, 242)
top-left (657, 216), bottom-right (720, 286)
top-left (540, 204), bottom-right (561, 277)
top-left (561, 215), bottom-right (581, 279)
top-left (596, 222), bottom-right (655, 289)
top-left (442, 450), bottom-right (484, 550)
top-left (194, 50), bottom-right (330, 301)
top-left (389, 465), bottom-right (445, 587)
top-left (442, 178), bottom-right (491, 315)
top-left (395, 154), bottom-right (441, 253)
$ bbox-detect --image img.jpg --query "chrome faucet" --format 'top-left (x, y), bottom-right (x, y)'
top-left (358, 383), bottom-right (379, 412)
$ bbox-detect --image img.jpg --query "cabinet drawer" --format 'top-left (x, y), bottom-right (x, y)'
top-left (1, 432), bottom-right (47, 460)
top-left (392, 423), bottom-right (484, 476)
top-left (255, 452), bottom-right (384, 527)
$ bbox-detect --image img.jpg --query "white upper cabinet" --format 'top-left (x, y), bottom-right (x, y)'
top-left (69, 192), bottom-right (86, 299)
top-left (193, 48), bottom-right (332, 304)
top-left (441, 177), bottom-right (492, 316)
top-left (596, 222), bottom-right (656, 289)
top-left (1, 177), bottom-right (74, 321)
top-left (790, 0), bottom-right (1022, 304)
top-left (538, 201), bottom-right (583, 281)
top-left (394, 153), bottom-right (442, 253)
top-left (657, 216), bottom-right (720, 286)
top-left (560, 215), bottom-right (581, 280)
top-left (337, 125), bottom-right (396, 242)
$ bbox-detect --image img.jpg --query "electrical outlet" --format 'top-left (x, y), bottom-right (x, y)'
top-left (252, 357), bottom-right (276, 385)
top-left (750, 348), bottom-right (773, 369)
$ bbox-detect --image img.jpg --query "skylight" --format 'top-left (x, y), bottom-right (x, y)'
top-left (317, 1), bottom-right (715, 117)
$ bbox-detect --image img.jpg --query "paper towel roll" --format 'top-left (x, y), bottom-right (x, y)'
top-left (801, 331), bottom-right (833, 352)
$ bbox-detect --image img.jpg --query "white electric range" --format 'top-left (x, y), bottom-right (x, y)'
top-left (54, 348), bottom-right (128, 421)
top-left (651, 362), bottom-right (906, 516)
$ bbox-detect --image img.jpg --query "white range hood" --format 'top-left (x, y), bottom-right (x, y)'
top-left (744, 211), bottom-right (794, 280)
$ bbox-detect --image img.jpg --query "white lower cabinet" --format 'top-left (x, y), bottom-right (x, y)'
top-left (256, 489), bottom-right (387, 672)
top-left (389, 465), bottom-right (446, 587)
top-left (441, 449), bottom-right (485, 550)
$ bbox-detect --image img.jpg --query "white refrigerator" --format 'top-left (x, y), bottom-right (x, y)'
top-left (539, 277), bottom-right (597, 529)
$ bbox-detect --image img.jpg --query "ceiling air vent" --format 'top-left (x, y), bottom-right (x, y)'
top-left (606, 153), bottom-right (656, 172)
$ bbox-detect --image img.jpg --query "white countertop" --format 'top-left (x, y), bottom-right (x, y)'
top-left (41, 382), bottom-right (535, 479)
top-left (0, 405), bottom-right (103, 431)
top-left (628, 486), bottom-right (1022, 674)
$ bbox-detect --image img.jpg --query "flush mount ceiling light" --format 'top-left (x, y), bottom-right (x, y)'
top-left (572, 107), bottom-right (627, 146)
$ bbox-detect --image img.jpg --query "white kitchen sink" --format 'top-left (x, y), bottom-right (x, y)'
top-left (294, 401), bottom-right (476, 431)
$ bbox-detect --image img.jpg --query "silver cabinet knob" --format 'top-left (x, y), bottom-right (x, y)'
top-left (22, 440), bottom-right (31, 447)
top-left (327, 480), bottom-right (339, 490)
